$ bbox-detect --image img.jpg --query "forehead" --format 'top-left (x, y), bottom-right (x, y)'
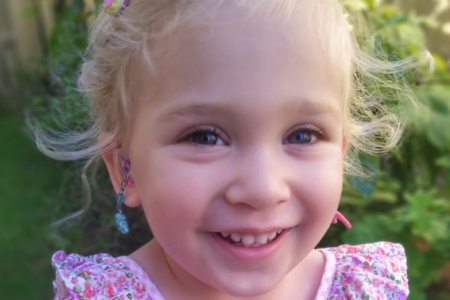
top-left (132, 2), bottom-right (345, 117)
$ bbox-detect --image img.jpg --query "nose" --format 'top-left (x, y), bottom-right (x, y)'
top-left (224, 148), bottom-right (291, 210)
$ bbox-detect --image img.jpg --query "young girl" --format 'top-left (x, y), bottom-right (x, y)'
top-left (39, 0), bottom-right (413, 299)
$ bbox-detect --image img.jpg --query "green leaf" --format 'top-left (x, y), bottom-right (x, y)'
top-left (73, 285), bottom-right (82, 293)
top-left (342, 214), bottom-right (392, 244)
top-left (342, 0), bottom-right (369, 11)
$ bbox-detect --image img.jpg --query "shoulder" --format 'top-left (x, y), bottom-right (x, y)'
top-left (51, 250), bottom-right (165, 300)
top-left (317, 242), bottom-right (409, 300)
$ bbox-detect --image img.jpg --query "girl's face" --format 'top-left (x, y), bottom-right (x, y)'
top-left (127, 7), bottom-right (346, 298)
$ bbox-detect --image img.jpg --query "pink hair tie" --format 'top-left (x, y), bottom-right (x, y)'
top-left (332, 211), bottom-right (352, 229)
top-left (104, 0), bottom-right (131, 16)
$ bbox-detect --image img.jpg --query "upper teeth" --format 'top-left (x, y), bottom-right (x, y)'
top-left (220, 230), bottom-right (283, 247)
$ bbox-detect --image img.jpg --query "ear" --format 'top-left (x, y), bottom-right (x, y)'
top-left (99, 133), bottom-right (141, 207)
top-left (342, 136), bottom-right (349, 154)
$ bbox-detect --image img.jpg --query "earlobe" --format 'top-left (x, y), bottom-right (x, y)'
top-left (99, 133), bottom-right (141, 208)
top-left (342, 136), bottom-right (349, 154)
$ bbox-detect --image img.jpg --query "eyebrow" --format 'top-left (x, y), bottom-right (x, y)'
top-left (157, 97), bottom-right (341, 122)
top-left (157, 102), bottom-right (235, 122)
top-left (289, 99), bottom-right (342, 119)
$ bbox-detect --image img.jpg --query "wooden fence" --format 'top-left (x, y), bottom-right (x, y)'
top-left (0, 0), bottom-right (56, 95)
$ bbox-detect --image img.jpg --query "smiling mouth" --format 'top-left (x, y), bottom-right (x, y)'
top-left (216, 230), bottom-right (284, 248)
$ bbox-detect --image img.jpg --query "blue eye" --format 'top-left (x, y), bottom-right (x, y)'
top-left (285, 128), bottom-right (321, 144)
top-left (192, 132), bottom-right (218, 145)
top-left (287, 131), bottom-right (311, 144)
top-left (188, 128), bottom-right (226, 145)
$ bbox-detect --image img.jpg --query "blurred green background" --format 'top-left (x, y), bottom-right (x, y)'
top-left (0, 0), bottom-right (449, 299)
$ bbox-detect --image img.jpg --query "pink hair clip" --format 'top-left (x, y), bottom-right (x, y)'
top-left (104, 0), bottom-right (131, 16)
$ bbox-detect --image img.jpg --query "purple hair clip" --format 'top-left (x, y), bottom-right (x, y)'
top-left (104, 0), bottom-right (131, 16)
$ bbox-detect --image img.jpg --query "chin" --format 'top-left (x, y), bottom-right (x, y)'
top-left (213, 273), bottom-right (282, 298)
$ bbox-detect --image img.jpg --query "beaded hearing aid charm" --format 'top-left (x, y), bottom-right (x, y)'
top-left (120, 156), bottom-right (135, 185)
top-left (104, 0), bottom-right (131, 16)
top-left (332, 211), bottom-right (352, 229)
top-left (115, 173), bottom-right (130, 234)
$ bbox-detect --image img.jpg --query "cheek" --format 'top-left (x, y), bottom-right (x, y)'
top-left (136, 157), bottom-right (213, 226)
top-left (137, 160), bottom-right (220, 258)
top-left (297, 153), bottom-right (344, 220)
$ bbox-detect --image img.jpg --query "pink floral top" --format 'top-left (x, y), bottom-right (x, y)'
top-left (52, 242), bottom-right (409, 299)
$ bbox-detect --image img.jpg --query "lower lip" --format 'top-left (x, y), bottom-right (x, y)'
top-left (210, 229), bottom-right (291, 262)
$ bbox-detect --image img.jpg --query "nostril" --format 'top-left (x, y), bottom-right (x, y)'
top-left (224, 179), bottom-right (290, 209)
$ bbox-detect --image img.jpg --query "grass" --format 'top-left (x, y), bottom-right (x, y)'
top-left (0, 103), bottom-right (150, 299)
top-left (0, 105), bottom-right (64, 299)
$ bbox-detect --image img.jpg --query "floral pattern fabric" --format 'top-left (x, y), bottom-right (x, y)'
top-left (316, 242), bottom-right (409, 299)
top-left (52, 242), bottom-right (408, 299)
top-left (52, 251), bottom-right (164, 300)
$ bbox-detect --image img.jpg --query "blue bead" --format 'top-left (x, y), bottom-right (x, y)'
top-left (115, 212), bottom-right (129, 234)
top-left (116, 192), bottom-right (125, 204)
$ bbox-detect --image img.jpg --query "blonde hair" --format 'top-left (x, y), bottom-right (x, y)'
top-left (35, 0), bottom-right (418, 177)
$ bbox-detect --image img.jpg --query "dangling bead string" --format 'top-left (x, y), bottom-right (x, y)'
top-left (115, 173), bottom-right (130, 234)
top-left (332, 211), bottom-right (352, 229)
